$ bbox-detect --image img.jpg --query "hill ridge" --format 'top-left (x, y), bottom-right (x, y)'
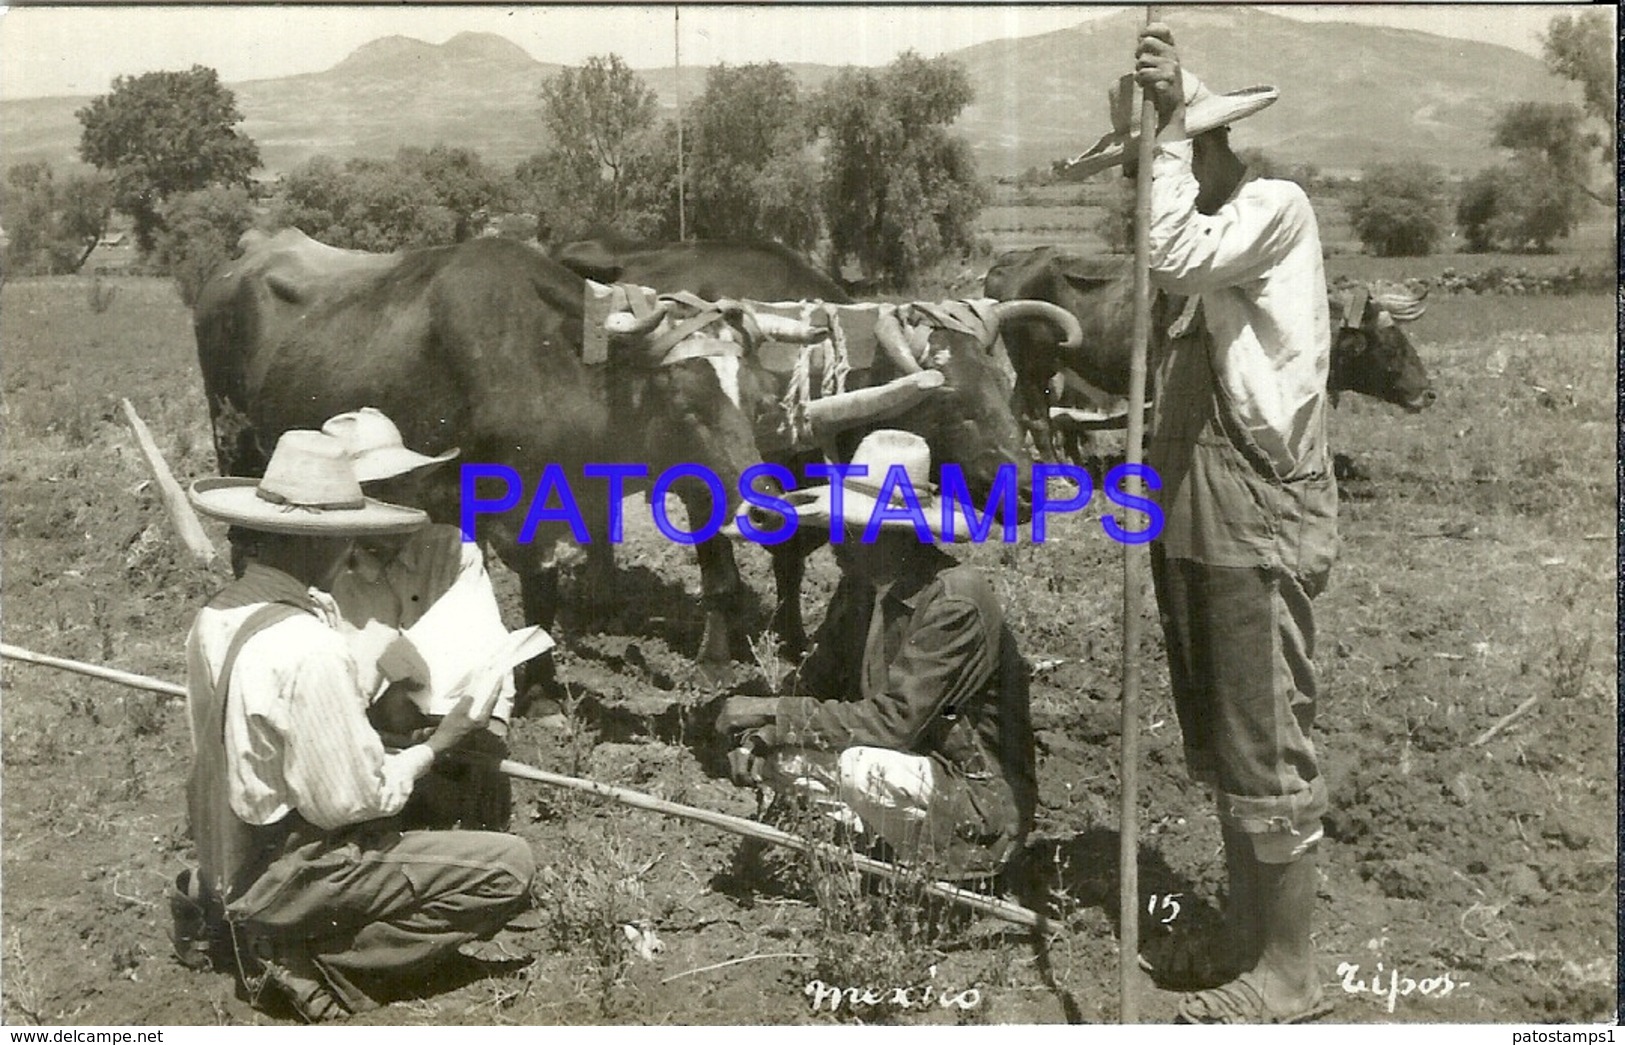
top-left (0, 13), bottom-right (1577, 178)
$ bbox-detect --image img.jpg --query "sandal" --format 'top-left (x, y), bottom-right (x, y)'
top-left (1175, 971), bottom-right (1334, 1025)
top-left (251, 958), bottom-right (348, 1023)
top-left (1138, 930), bottom-right (1250, 990)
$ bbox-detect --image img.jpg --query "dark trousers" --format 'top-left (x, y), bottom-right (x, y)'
top-left (1150, 549), bottom-right (1327, 837)
top-left (228, 823), bottom-right (534, 1010)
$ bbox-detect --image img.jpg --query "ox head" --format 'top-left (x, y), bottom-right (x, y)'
top-left (606, 303), bottom-right (768, 523)
top-left (842, 299), bottom-right (1081, 523)
top-left (1329, 285), bottom-right (1436, 413)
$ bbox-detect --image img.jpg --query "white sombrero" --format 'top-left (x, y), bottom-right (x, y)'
top-left (781, 429), bottom-right (968, 543)
top-left (190, 430), bottom-right (430, 536)
top-left (1065, 70), bottom-right (1279, 179)
top-left (321, 407), bottom-right (459, 484)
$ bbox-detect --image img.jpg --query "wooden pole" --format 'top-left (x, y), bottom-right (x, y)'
top-left (120, 398), bottom-right (218, 566)
top-left (0, 644), bottom-right (1049, 932)
top-left (1, 643), bottom-right (187, 699)
top-left (493, 756), bottom-right (1048, 931)
top-left (1119, 5), bottom-right (1160, 1025)
top-left (675, 5), bottom-right (686, 242)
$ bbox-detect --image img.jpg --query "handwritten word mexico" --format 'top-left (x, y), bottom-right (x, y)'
top-left (1337, 961), bottom-right (1468, 1014)
top-left (804, 966), bottom-right (980, 1014)
top-left (460, 462), bottom-right (1163, 546)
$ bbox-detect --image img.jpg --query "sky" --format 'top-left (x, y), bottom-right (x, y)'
top-left (0, 3), bottom-right (1605, 100)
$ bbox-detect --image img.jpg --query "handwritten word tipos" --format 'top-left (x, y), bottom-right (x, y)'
top-left (1337, 961), bottom-right (1468, 1013)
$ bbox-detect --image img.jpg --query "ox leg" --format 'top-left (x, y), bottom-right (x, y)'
top-left (515, 565), bottom-right (562, 719)
top-left (580, 541), bottom-right (619, 624)
top-left (1025, 417), bottom-right (1061, 465)
top-left (693, 535), bottom-right (745, 667)
top-left (768, 540), bottom-right (812, 659)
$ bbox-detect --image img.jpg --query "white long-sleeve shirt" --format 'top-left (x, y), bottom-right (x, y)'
top-left (185, 564), bottom-right (434, 832)
top-left (1148, 139), bottom-right (1331, 479)
top-left (331, 523), bottom-right (517, 723)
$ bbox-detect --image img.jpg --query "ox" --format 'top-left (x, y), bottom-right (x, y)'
top-left (557, 236), bottom-right (1082, 656)
top-left (983, 246), bottom-right (1435, 464)
top-left (193, 228), bottom-right (778, 699)
top-left (555, 235), bottom-right (851, 304)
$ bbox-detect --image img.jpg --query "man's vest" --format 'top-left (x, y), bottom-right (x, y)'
top-left (187, 596), bottom-right (314, 906)
top-left (1147, 296), bottom-right (1339, 592)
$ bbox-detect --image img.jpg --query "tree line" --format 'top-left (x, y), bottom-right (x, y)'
top-left (1, 11), bottom-right (1611, 297)
top-left (2, 51), bottom-right (986, 298)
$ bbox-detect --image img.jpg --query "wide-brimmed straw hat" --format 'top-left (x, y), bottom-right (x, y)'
top-left (782, 429), bottom-right (967, 543)
top-left (1065, 70), bottom-right (1279, 179)
top-left (320, 407), bottom-right (459, 484)
top-left (189, 430), bottom-right (429, 537)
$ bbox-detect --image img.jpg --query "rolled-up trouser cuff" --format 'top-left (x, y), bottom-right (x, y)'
top-left (1217, 774), bottom-right (1328, 838)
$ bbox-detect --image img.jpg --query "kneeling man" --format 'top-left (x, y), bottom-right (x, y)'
top-left (716, 430), bottom-right (1036, 879)
top-left (182, 430), bottom-right (534, 1021)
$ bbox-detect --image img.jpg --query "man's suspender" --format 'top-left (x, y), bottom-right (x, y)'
top-left (215, 602), bottom-right (309, 740)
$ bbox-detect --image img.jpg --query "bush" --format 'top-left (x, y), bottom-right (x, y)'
top-left (1455, 161), bottom-right (1587, 254)
top-left (2, 163), bottom-right (112, 276)
top-left (271, 155), bottom-right (457, 251)
top-left (153, 185), bottom-right (255, 306)
top-left (1348, 162), bottom-right (1445, 257)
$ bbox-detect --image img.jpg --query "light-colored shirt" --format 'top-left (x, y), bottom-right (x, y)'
top-left (1148, 139), bottom-right (1331, 479)
top-left (185, 563), bottom-right (434, 832)
top-left (331, 524), bottom-right (516, 722)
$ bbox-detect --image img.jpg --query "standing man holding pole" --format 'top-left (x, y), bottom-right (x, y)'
top-left (1074, 21), bottom-right (1339, 1023)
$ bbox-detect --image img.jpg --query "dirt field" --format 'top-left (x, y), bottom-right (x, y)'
top-left (1, 267), bottom-right (1615, 1025)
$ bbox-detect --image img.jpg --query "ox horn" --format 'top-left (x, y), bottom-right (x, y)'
top-left (874, 306), bottom-right (924, 375)
top-left (1372, 286), bottom-right (1428, 323)
top-left (754, 313), bottom-right (833, 345)
top-left (802, 370), bottom-right (945, 437)
top-left (605, 301), bottom-right (674, 339)
top-left (992, 299), bottom-right (1084, 349)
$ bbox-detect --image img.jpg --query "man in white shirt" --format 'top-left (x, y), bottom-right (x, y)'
top-left (323, 408), bottom-right (525, 830)
top-left (182, 430), bottom-right (534, 1022)
top-left (1068, 24), bottom-right (1338, 1024)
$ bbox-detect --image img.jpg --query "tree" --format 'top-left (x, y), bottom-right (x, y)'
top-left (1, 162), bottom-right (112, 275)
top-left (154, 184), bottom-right (254, 305)
top-left (1455, 167), bottom-right (1505, 253)
top-left (1541, 10), bottom-right (1615, 167)
top-left (685, 63), bottom-right (821, 250)
top-left (538, 55), bottom-right (658, 232)
top-left (1494, 101), bottom-right (1606, 207)
top-left (396, 145), bottom-right (512, 241)
top-left (812, 52), bottom-right (987, 289)
top-left (1455, 162), bottom-right (1583, 253)
top-left (76, 66), bottom-right (260, 253)
top-left (1348, 163), bottom-right (1444, 257)
top-left (272, 155), bottom-right (456, 251)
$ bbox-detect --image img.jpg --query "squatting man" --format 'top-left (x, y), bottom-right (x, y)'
top-left (172, 428), bottom-right (536, 1021)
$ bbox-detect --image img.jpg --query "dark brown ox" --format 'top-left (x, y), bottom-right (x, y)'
top-left (555, 237), bottom-right (1082, 657)
top-left (983, 246), bottom-right (1435, 464)
top-left (193, 228), bottom-right (766, 693)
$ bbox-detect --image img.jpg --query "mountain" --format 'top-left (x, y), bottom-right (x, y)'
top-left (0, 16), bottom-right (1578, 180)
top-left (951, 8), bottom-right (1576, 177)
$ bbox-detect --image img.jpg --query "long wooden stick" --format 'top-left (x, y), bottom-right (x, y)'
top-left (0, 644), bottom-right (1049, 932)
top-left (120, 398), bottom-right (218, 566)
top-left (492, 756), bottom-right (1048, 931)
top-left (1119, 5), bottom-right (1160, 1024)
top-left (1, 643), bottom-right (187, 699)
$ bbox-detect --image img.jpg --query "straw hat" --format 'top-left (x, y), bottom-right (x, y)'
top-left (320, 407), bottom-right (458, 484)
top-left (783, 429), bottom-right (967, 543)
top-left (1065, 70), bottom-right (1279, 179)
top-left (189, 430), bottom-right (429, 537)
